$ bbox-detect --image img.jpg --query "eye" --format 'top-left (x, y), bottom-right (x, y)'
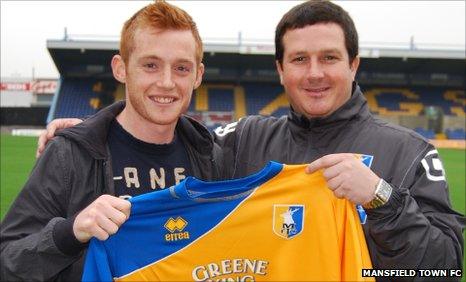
top-left (176, 65), bottom-right (191, 73)
top-left (323, 55), bottom-right (337, 62)
top-left (292, 56), bottom-right (307, 63)
top-left (144, 63), bottom-right (157, 69)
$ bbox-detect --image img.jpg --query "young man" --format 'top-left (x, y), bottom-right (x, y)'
top-left (215, 0), bottom-right (464, 273)
top-left (0, 1), bottom-right (222, 280)
top-left (36, 0), bottom-right (464, 276)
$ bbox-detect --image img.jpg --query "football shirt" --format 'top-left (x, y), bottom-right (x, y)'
top-left (83, 161), bottom-right (373, 281)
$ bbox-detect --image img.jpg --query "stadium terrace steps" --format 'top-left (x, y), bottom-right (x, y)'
top-left (364, 87), bottom-right (465, 116)
top-left (54, 79), bottom-right (99, 119)
top-left (49, 81), bottom-right (465, 139)
top-left (446, 128), bottom-right (466, 140)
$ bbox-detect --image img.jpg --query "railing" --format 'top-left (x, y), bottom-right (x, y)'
top-left (62, 32), bottom-right (465, 52)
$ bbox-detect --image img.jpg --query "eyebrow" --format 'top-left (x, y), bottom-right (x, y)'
top-left (321, 48), bottom-right (343, 54)
top-left (138, 55), bottom-right (161, 63)
top-left (288, 48), bottom-right (343, 57)
top-left (138, 56), bottom-right (194, 65)
top-left (286, 51), bottom-right (307, 58)
top-left (176, 59), bottom-right (195, 65)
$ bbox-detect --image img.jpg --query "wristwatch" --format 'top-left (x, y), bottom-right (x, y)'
top-left (363, 179), bottom-right (392, 209)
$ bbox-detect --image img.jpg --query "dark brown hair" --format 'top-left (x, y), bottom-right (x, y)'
top-left (275, 0), bottom-right (358, 64)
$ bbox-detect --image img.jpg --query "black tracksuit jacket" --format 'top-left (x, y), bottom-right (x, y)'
top-left (0, 101), bottom-right (223, 281)
top-left (214, 85), bottom-right (465, 281)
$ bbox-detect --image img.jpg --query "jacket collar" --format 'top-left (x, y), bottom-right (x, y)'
top-left (56, 101), bottom-right (214, 159)
top-left (288, 83), bottom-right (370, 131)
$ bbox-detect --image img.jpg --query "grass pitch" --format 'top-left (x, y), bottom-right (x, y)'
top-left (1, 135), bottom-right (37, 218)
top-left (2, 134), bottom-right (463, 218)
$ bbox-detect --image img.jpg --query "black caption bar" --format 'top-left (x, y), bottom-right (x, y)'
top-left (362, 269), bottom-right (463, 278)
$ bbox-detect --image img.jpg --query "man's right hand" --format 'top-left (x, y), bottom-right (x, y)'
top-left (73, 195), bottom-right (131, 243)
top-left (36, 118), bottom-right (82, 158)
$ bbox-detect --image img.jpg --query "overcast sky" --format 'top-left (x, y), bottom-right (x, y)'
top-left (1, 1), bottom-right (465, 79)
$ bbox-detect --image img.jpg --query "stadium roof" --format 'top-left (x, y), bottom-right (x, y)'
top-left (47, 37), bottom-right (465, 87)
top-left (47, 37), bottom-right (465, 60)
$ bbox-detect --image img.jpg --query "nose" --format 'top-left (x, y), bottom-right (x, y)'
top-left (306, 58), bottom-right (324, 80)
top-left (156, 66), bottom-right (175, 90)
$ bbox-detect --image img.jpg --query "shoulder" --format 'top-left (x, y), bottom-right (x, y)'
top-left (240, 114), bottom-right (286, 125)
top-left (41, 136), bottom-right (72, 158)
top-left (40, 135), bottom-right (98, 170)
top-left (178, 115), bottom-right (214, 153)
top-left (214, 115), bottom-right (289, 140)
top-left (364, 116), bottom-right (430, 147)
top-left (178, 115), bottom-right (212, 138)
top-left (237, 115), bottom-right (288, 132)
top-left (360, 116), bottom-right (435, 177)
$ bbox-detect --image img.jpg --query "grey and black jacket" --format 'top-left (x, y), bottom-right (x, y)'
top-left (214, 84), bottom-right (465, 281)
top-left (0, 101), bottom-right (223, 281)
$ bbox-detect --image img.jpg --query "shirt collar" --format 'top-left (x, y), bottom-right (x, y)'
top-left (287, 82), bottom-right (370, 131)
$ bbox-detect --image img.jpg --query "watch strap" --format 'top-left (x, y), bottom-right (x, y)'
top-left (363, 179), bottom-right (392, 209)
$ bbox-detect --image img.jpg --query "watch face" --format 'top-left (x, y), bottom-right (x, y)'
top-left (365, 180), bottom-right (392, 209)
top-left (379, 181), bottom-right (392, 202)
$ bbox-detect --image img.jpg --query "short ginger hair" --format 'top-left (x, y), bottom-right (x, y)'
top-left (120, 0), bottom-right (203, 65)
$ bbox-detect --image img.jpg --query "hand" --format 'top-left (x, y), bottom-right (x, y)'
top-left (306, 153), bottom-right (380, 205)
top-left (36, 118), bottom-right (82, 158)
top-left (73, 195), bottom-right (131, 242)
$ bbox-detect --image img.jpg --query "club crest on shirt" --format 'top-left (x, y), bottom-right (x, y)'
top-left (273, 205), bottom-right (304, 239)
top-left (355, 154), bottom-right (374, 168)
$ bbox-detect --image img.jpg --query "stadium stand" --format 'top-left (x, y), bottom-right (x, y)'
top-left (49, 79), bottom-right (464, 124)
top-left (51, 79), bottom-right (122, 119)
top-left (189, 83), bottom-right (288, 119)
top-left (446, 128), bottom-right (466, 140)
top-left (364, 87), bottom-right (465, 116)
top-left (207, 87), bottom-right (234, 112)
top-left (414, 127), bottom-right (436, 139)
top-left (45, 37), bottom-right (464, 142)
top-left (419, 88), bottom-right (465, 116)
top-left (53, 79), bottom-right (98, 118)
top-left (242, 83), bottom-right (284, 116)
top-left (46, 78), bottom-right (466, 142)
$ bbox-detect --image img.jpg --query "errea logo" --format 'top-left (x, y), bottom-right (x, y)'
top-left (164, 216), bottom-right (187, 232)
top-left (164, 217), bottom-right (190, 242)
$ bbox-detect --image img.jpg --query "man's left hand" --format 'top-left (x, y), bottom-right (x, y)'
top-left (306, 153), bottom-right (380, 205)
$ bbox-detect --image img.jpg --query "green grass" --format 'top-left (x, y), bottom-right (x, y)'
top-left (2, 135), bottom-right (463, 218)
top-left (0, 134), bottom-right (465, 276)
top-left (1, 135), bottom-right (37, 218)
top-left (438, 148), bottom-right (466, 281)
top-left (439, 148), bottom-right (466, 214)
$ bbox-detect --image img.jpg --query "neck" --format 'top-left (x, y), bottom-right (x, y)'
top-left (116, 107), bottom-right (176, 144)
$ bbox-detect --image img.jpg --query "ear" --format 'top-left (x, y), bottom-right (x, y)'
top-left (111, 55), bottom-right (126, 83)
top-left (275, 60), bottom-right (284, 85)
top-left (193, 63), bottom-right (205, 89)
top-left (350, 56), bottom-right (360, 80)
